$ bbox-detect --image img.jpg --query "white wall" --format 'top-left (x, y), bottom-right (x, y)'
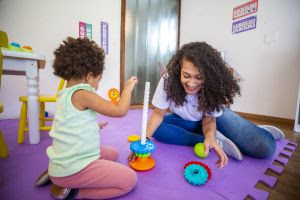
top-left (181, 0), bottom-right (300, 119)
top-left (1, 0), bottom-right (299, 120)
top-left (0, 0), bottom-right (121, 119)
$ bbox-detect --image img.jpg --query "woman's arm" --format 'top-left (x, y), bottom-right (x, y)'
top-left (202, 117), bottom-right (216, 139)
top-left (146, 107), bottom-right (168, 139)
top-left (202, 116), bottom-right (228, 168)
top-left (128, 107), bottom-right (167, 161)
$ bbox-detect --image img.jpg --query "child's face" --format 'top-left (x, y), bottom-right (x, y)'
top-left (87, 74), bottom-right (102, 90)
top-left (180, 58), bottom-right (203, 95)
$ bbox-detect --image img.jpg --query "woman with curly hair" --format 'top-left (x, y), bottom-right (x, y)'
top-left (143, 42), bottom-right (284, 168)
top-left (36, 37), bottom-right (138, 200)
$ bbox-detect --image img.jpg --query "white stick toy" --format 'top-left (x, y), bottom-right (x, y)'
top-left (141, 82), bottom-right (150, 145)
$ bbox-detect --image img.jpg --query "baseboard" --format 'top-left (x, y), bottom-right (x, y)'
top-left (130, 104), bottom-right (155, 109)
top-left (234, 111), bottom-right (294, 126)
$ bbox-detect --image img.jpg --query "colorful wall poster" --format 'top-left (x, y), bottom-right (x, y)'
top-left (79, 22), bottom-right (92, 40)
top-left (232, 15), bottom-right (257, 34)
top-left (79, 22), bottom-right (86, 38)
top-left (100, 21), bottom-right (109, 54)
top-left (86, 24), bottom-right (92, 40)
top-left (233, 0), bottom-right (258, 20)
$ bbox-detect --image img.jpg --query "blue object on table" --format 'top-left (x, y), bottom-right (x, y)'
top-left (10, 42), bottom-right (21, 47)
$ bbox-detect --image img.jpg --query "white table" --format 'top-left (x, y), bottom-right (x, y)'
top-left (1, 49), bottom-right (45, 144)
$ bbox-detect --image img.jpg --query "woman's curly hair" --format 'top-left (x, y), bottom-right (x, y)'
top-left (164, 41), bottom-right (241, 116)
top-left (53, 37), bottom-right (105, 80)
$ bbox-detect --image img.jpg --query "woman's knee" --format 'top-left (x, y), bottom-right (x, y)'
top-left (256, 131), bottom-right (276, 158)
top-left (152, 124), bottom-right (180, 144)
top-left (152, 124), bottom-right (168, 141)
top-left (260, 138), bottom-right (276, 158)
top-left (249, 137), bottom-right (276, 159)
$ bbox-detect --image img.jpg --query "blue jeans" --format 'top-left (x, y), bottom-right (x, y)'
top-left (152, 108), bottom-right (276, 158)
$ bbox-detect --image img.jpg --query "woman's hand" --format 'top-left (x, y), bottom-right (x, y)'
top-left (204, 136), bottom-right (228, 168)
top-left (202, 116), bottom-right (228, 168)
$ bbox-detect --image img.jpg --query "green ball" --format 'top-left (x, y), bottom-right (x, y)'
top-left (194, 143), bottom-right (208, 158)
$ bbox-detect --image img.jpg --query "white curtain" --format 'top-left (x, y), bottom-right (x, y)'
top-left (125, 0), bottom-right (179, 104)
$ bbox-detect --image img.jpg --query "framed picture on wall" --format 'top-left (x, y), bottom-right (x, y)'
top-left (233, 0), bottom-right (258, 20)
top-left (79, 22), bottom-right (92, 40)
top-left (100, 21), bottom-right (109, 54)
top-left (79, 22), bottom-right (86, 38)
top-left (232, 15), bottom-right (257, 34)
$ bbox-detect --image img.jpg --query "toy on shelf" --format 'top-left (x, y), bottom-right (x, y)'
top-left (183, 161), bottom-right (212, 186)
top-left (108, 88), bottom-right (120, 103)
top-left (9, 42), bottom-right (21, 51)
top-left (2, 42), bottom-right (33, 53)
top-left (129, 82), bottom-right (156, 171)
top-left (194, 143), bottom-right (208, 158)
top-left (22, 46), bottom-right (33, 53)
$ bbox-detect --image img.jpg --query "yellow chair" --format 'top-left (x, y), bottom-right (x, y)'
top-left (0, 30), bottom-right (9, 158)
top-left (18, 79), bottom-right (65, 143)
top-left (0, 102), bottom-right (9, 158)
top-left (0, 30), bottom-right (8, 49)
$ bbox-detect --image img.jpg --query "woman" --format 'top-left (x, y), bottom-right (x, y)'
top-left (141, 42), bottom-right (284, 168)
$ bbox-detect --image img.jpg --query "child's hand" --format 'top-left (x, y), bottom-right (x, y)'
top-left (124, 76), bottom-right (138, 91)
top-left (99, 122), bottom-right (108, 129)
top-left (127, 152), bottom-right (136, 162)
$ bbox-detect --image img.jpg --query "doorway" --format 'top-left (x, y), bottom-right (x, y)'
top-left (121, 0), bottom-right (180, 104)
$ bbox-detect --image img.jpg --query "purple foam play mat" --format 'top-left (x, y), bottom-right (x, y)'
top-left (0, 109), bottom-right (297, 200)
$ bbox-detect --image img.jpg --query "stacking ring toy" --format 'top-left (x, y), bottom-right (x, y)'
top-left (127, 135), bottom-right (140, 142)
top-left (183, 161), bottom-right (212, 186)
top-left (128, 82), bottom-right (156, 171)
top-left (129, 140), bottom-right (156, 171)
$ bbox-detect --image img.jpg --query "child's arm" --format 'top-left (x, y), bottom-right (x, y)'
top-left (72, 77), bottom-right (138, 117)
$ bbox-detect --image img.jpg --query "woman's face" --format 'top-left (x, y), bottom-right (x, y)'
top-left (180, 58), bottom-right (203, 95)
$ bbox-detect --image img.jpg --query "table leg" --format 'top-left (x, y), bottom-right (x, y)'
top-left (25, 60), bottom-right (40, 144)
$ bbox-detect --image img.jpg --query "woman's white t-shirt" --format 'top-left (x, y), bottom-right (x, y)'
top-left (152, 77), bottom-right (222, 121)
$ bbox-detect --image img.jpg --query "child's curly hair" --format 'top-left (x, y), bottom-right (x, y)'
top-left (164, 41), bottom-right (241, 116)
top-left (53, 37), bottom-right (105, 80)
